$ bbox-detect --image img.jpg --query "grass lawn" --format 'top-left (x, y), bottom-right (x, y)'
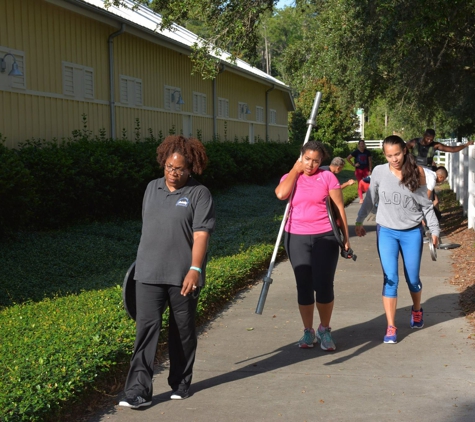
top-left (0, 172), bottom-right (358, 421)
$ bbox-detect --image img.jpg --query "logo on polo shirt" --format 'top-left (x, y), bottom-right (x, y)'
top-left (176, 197), bottom-right (190, 207)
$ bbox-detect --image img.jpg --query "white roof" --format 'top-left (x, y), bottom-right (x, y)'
top-left (79, 0), bottom-right (291, 90)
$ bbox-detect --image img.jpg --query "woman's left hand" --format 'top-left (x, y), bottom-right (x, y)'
top-left (432, 234), bottom-right (439, 249)
top-left (344, 240), bottom-right (351, 253)
top-left (181, 270), bottom-right (200, 296)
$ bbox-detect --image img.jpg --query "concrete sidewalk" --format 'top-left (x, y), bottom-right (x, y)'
top-left (90, 201), bottom-right (474, 422)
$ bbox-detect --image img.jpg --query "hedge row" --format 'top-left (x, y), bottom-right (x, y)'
top-left (0, 243), bottom-right (280, 421)
top-left (0, 138), bottom-right (301, 236)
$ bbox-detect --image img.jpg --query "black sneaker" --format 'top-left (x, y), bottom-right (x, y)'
top-left (170, 385), bottom-right (189, 400)
top-left (118, 396), bottom-right (152, 408)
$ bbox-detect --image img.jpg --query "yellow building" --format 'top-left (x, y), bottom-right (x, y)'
top-left (0, 0), bottom-right (295, 149)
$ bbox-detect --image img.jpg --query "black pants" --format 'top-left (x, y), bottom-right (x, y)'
top-left (124, 283), bottom-right (200, 400)
top-left (284, 231), bottom-right (339, 305)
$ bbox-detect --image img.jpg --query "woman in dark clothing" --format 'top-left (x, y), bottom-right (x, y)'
top-left (346, 140), bottom-right (372, 203)
top-left (119, 135), bottom-right (215, 409)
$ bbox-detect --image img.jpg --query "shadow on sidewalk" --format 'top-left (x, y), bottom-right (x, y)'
top-left (148, 292), bottom-right (460, 404)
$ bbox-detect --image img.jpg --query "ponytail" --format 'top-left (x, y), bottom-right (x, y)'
top-left (401, 152), bottom-right (420, 192)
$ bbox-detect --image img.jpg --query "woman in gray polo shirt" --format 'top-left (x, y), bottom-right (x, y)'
top-left (119, 135), bottom-right (215, 409)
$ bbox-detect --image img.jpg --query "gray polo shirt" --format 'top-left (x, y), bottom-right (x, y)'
top-left (134, 177), bottom-right (215, 286)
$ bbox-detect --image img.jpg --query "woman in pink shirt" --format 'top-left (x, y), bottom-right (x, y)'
top-left (275, 141), bottom-right (351, 351)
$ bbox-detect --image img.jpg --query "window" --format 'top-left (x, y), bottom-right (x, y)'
top-left (0, 46), bottom-right (26, 90)
top-left (120, 75), bottom-right (143, 106)
top-left (269, 109), bottom-right (277, 124)
top-left (256, 106), bottom-right (264, 123)
top-left (218, 98), bottom-right (229, 118)
top-left (193, 92), bottom-right (207, 115)
top-left (62, 61), bottom-right (94, 100)
top-left (238, 102), bottom-right (250, 120)
top-left (164, 85), bottom-right (183, 111)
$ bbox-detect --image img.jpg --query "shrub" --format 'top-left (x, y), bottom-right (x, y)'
top-left (0, 287), bottom-right (136, 421)
top-left (0, 138), bottom-right (300, 235)
top-left (0, 181), bottom-right (289, 421)
top-left (371, 148), bottom-right (386, 167)
top-left (0, 142), bottom-right (38, 236)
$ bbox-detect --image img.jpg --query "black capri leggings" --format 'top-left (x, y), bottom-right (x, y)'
top-left (284, 231), bottom-right (339, 305)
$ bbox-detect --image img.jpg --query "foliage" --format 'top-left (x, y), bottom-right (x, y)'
top-left (0, 137), bottom-right (299, 236)
top-left (0, 141), bottom-right (37, 236)
top-left (106, 0), bottom-right (277, 79)
top-left (300, 0), bottom-right (475, 138)
top-left (0, 182), bottom-right (295, 421)
top-left (252, 6), bottom-right (307, 79)
top-left (289, 78), bottom-right (359, 147)
top-left (15, 137), bottom-right (160, 229)
top-left (0, 288), bottom-right (136, 421)
top-left (363, 98), bottom-right (394, 140)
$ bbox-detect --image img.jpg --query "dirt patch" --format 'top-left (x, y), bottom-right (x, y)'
top-left (438, 187), bottom-right (475, 338)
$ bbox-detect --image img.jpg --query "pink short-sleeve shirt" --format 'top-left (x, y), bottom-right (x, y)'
top-left (281, 169), bottom-right (341, 235)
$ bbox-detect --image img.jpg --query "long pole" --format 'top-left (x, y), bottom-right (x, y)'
top-left (255, 91), bottom-right (322, 315)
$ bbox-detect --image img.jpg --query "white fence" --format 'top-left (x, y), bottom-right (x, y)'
top-left (349, 139), bottom-right (383, 150)
top-left (445, 144), bottom-right (475, 229)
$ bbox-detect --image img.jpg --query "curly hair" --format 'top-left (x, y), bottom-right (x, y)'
top-left (301, 140), bottom-right (329, 162)
top-left (156, 135), bottom-right (208, 175)
top-left (383, 135), bottom-right (420, 192)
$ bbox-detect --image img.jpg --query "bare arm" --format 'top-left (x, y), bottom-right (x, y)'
top-left (340, 179), bottom-right (356, 189)
top-left (346, 154), bottom-right (355, 167)
top-left (406, 139), bottom-right (417, 150)
top-left (436, 140), bottom-right (474, 153)
top-left (275, 159), bottom-right (304, 200)
top-left (181, 231), bottom-right (210, 296)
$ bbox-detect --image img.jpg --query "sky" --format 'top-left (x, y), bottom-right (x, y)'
top-left (275, 0), bottom-right (295, 9)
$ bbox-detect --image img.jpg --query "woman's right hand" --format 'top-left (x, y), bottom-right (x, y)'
top-left (355, 224), bottom-right (366, 237)
top-left (291, 159), bottom-right (305, 174)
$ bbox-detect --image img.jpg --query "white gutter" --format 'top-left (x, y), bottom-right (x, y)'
top-left (265, 84), bottom-right (275, 141)
top-left (213, 64), bottom-right (225, 139)
top-left (108, 23), bottom-right (126, 139)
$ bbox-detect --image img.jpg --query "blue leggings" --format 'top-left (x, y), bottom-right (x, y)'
top-left (376, 224), bottom-right (424, 298)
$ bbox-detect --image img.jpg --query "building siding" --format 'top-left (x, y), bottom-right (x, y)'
top-left (0, 0), bottom-right (292, 149)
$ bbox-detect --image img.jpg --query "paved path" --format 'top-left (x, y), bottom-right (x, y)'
top-left (90, 201), bottom-right (475, 422)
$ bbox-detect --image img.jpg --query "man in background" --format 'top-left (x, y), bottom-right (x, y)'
top-left (320, 157), bottom-right (356, 190)
top-left (407, 129), bottom-right (473, 171)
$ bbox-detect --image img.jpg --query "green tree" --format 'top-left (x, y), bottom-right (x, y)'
top-left (290, 78), bottom-right (359, 149)
top-left (106, 0), bottom-right (278, 79)
top-left (303, 0), bottom-right (475, 137)
top-left (254, 7), bottom-right (305, 79)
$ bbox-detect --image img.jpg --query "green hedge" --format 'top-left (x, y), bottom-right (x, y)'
top-left (0, 138), bottom-right (299, 235)
top-left (0, 243), bottom-right (279, 421)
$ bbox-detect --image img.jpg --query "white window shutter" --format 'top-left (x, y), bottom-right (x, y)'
top-left (120, 77), bottom-right (128, 104)
top-left (135, 81), bottom-right (143, 106)
top-left (193, 93), bottom-right (199, 113)
top-left (84, 69), bottom-right (94, 99)
top-left (165, 87), bottom-right (171, 109)
top-left (64, 65), bottom-right (75, 96)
